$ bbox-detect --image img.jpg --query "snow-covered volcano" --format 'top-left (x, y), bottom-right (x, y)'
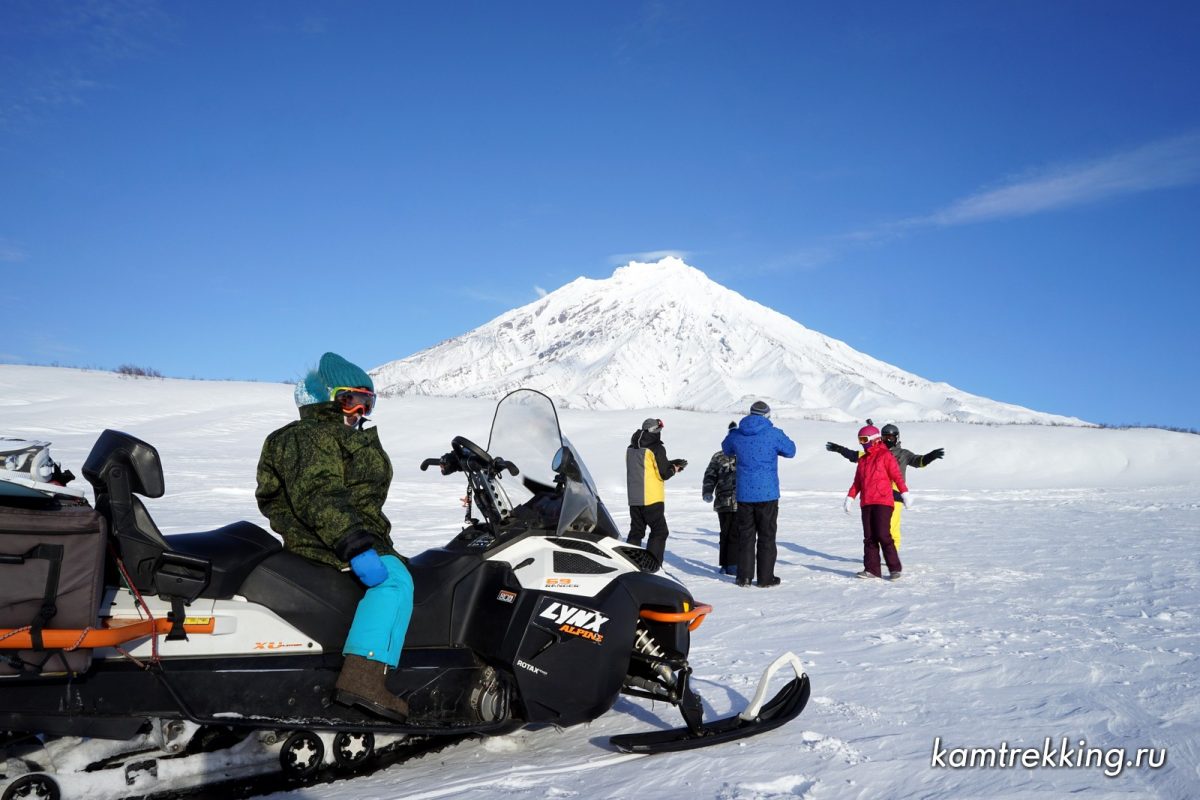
top-left (371, 258), bottom-right (1082, 425)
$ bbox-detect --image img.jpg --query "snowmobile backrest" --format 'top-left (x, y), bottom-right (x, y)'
top-left (109, 500), bottom-right (212, 606)
top-left (83, 430), bottom-right (165, 499)
top-left (82, 430), bottom-right (210, 603)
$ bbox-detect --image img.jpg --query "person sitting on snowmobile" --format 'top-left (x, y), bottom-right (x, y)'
top-left (825, 422), bottom-right (943, 548)
top-left (256, 352), bottom-right (413, 721)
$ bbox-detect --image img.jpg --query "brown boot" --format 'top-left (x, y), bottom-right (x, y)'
top-left (334, 654), bottom-right (409, 721)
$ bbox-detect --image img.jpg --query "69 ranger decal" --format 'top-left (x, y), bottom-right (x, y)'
top-left (534, 599), bottom-right (610, 644)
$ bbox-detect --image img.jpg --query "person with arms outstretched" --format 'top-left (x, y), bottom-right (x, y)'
top-left (827, 422), bottom-right (942, 548)
top-left (843, 424), bottom-right (911, 580)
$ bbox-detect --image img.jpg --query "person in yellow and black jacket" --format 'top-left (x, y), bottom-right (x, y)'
top-left (625, 418), bottom-right (687, 566)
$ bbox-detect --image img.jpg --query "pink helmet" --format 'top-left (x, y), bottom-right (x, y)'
top-left (857, 425), bottom-right (881, 444)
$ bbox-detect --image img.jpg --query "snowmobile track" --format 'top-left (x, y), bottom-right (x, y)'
top-left (132, 733), bottom-right (476, 800)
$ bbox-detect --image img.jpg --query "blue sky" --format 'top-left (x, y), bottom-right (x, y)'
top-left (2, 1), bottom-right (1197, 428)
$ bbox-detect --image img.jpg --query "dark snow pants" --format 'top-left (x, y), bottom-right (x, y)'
top-left (628, 502), bottom-right (669, 565)
top-left (736, 500), bottom-right (778, 586)
top-left (861, 504), bottom-right (902, 577)
top-left (717, 510), bottom-right (739, 570)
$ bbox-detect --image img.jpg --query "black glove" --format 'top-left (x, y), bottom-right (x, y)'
top-left (826, 442), bottom-right (857, 461)
top-left (922, 448), bottom-right (945, 464)
top-left (670, 458), bottom-right (688, 471)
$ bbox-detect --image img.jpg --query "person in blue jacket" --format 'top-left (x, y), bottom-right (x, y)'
top-left (721, 401), bottom-right (796, 587)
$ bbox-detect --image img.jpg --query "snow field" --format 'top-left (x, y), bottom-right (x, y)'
top-left (2, 366), bottom-right (1198, 798)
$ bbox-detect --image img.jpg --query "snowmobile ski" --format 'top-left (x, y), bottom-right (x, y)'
top-left (610, 653), bottom-right (811, 754)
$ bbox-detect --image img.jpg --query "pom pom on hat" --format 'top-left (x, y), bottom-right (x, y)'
top-left (294, 379), bottom-right (322, 407)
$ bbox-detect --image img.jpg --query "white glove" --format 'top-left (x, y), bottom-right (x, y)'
top-left (900, 492), bottom-right (914, 511)
top-left (843, 496), bottom-right (853, 514)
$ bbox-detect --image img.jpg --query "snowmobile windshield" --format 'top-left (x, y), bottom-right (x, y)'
top-left (486, 389), bottom-right (604, 538)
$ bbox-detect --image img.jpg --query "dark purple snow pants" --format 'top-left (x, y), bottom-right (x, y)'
top-left (861, 504), bottom-right (902, 577)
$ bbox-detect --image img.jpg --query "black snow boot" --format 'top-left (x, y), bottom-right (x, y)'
top-left (334, 654), bottom-right (409, 721)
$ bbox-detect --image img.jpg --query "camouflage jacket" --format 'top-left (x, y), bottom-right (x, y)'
top-left (255, 402), bottom-right (397, 569)
top-left (701, 451), bottom-right (737, 512)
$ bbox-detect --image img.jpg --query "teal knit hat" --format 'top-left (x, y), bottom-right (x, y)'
top-left (294, 352), bottom-right (373, 407)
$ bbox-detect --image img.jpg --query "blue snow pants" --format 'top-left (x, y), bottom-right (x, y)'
top-left (343, 555), bottom-right (413, 668)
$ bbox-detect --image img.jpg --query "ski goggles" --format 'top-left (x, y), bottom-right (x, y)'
top-left (331, 387), bottom-right (376, 416)
top-left (858, 435), bottom-right (876, 444)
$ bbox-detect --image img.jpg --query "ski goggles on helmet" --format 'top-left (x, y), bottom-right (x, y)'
top-left (331, 387), bottom-right (375, 416)
top-left (858, 435), bottom-right (873, 444)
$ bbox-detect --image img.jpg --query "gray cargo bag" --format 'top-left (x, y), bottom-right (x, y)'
top-left (0, 501), bottom-right (107, 676)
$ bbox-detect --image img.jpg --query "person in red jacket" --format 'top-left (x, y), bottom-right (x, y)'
top-left (843, 425), bottom-right (911, 581)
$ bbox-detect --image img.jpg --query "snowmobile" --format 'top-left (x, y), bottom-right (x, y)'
top-left (0, 389), bottom-right (809, 799)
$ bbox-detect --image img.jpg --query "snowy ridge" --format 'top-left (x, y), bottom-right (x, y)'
top-left (371, 258), bottom-right (1084, 425)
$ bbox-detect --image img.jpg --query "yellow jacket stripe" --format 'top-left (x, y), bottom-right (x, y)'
top-left (626, 447), bottom-right (666, 506)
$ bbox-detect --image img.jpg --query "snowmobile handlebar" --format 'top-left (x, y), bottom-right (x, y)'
top-left (421, 439), bottom-right (520, 478)
top-left (492, 458), bottom-right (519, 476)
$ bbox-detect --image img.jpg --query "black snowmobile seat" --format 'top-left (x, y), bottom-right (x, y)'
top-left (165, 522), bottom-right (283, 598)
top-left (239, 550), bottom-right (363, 650)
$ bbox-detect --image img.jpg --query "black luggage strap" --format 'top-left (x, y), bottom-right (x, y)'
top-left (166, 598), bottom-right (188, 641)
top-left (23, 543), bottom-right (65, 651)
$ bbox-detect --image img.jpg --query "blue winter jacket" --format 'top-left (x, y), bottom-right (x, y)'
top-left (721, 415), bottom-right (796, 503)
